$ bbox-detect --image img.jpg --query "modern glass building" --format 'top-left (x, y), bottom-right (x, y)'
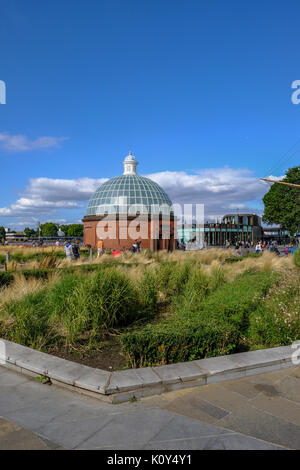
top-left (177, 213), bottom-right (263, 246)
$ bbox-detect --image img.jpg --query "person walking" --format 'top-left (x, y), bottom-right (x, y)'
top-left (97, 238), bottom-right (104, 257)
top-left (64, 241), bottom-right (73, 262)
top-left (270, 242), bottom-right (280, 256)
top-left (255, 242), bottom-right (262, 254)
top-left (72, 240), bottom-right (80, 261)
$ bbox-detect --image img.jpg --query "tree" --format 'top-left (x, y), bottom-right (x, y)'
top-left (24, 227), bottom-right (37, 238)
top-left (0, 226), bottom-right (5, 242)
top-left (58, 224), bottom-right (83, 237)
top-left (40, 222), bottom-right (58, 237)
top-left (263, 166), bottom-right (300, 235)
top-left (66, 224), bottom-right (83, 237)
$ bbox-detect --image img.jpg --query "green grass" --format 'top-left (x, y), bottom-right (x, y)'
top-left (248, 272), bottom-right (300, 348)
top-left (0, 248), bottom-right (90, 265)
top-left (294, 248), bottom-right (300, 268)
top-left (121, 271), bottom-right (279, 367)
top-left (1, 267), bottom-right (158, 349)
top-left (224, 252), bottom-right (262, 263)
top-left (0, 271), bottom-right (14, 288)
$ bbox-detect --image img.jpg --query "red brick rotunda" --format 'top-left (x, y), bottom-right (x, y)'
top-left (83, 152), bottom-right (176, 251)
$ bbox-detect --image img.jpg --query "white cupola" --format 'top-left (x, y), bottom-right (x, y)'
top-left (123, 151), bottom-right (138, 175)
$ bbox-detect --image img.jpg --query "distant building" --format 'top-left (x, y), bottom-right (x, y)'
top-left (5, 231), bottom-right (27, 243)
top-left (83, 152), bottom-right (176, 251)
top-left (262, 227), bottom-right (290, 244)
top-left (178, 213), bottom-right (263, 246)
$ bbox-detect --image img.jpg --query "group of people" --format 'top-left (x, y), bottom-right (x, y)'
top-left (255, 240), bottom-right (298, 256)
top-left (284, 244), bottom-right (298, 255)
top-left (64, 240), bottom-right (81, 262)
top-left (95, 238), bottom-right (142, 257)
top-left (31, 239), bottom-right (44, 247)
top-left (255, 241), bottom-right (279, 254)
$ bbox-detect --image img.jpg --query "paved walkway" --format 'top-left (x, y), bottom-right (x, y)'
top-left (0, 365), bottom-right (299, 450)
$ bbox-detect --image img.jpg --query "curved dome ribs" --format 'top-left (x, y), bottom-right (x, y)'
top-left (86, 174), bottom-right (172, 216)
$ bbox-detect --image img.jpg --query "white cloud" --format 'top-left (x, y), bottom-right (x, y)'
top-left (0, 132), bottom-right (68, 152)
top-left (0, 177), bottom-right (108, 221)
top-left (147, 168), bottom-right (267, 219)
top-left (0, 168), bottom-right (269, 225)
top-left (26, 177), bottom-right (107, 202)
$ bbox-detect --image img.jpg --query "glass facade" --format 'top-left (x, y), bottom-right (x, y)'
top-left (177, 214), bottom-right (263, 246)
top-left (86, 175), bottom-right (172, 216)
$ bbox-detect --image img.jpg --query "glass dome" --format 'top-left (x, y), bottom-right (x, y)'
top-left (86, 153), bottom-right (172, 216)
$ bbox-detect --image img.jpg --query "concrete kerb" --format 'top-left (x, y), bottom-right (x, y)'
top-left (0, 339), bottom-right (295, 403)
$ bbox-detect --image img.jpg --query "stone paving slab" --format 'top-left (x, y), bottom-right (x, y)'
top-left (0, 366), bottom-right (288, 450)
top-left (152, 362), bottom-right (206, 384)
top-left (0, 417), bottom-right (63, 450)
top-left (249, 394), bottom-right (300, 426)
top-left (107, 369), bottom-right (144, 393)
top-left (145, 433), bottom-right (284, 450)
top-left (217, 402), bottom-right (300, 449)
top-left (74, 369), bottom-right (111, 393)
top-left (142, 366), bottom-right (300, 449)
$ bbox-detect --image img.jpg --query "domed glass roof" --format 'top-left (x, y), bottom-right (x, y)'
top-left (86, 153), bottom-right (172, 216)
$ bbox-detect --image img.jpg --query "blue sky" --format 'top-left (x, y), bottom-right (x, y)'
top-left (1, 0), bottom-right (300, 228)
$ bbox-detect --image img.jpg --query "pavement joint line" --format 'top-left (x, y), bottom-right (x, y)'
top-left (0, 415), bottom-right (65, 450)
top-left (149, 388), bottom-right (298, 449)
top-left (149, 434), bottom-right (291, 449)
top-left (246, 397), bottom-right (300, 425)
top-left (70, 417), bottom-right (118, 450)
top-left (148, 432), bottom-right (236, 444)
top-left (181, 405), bottom-right (294, 450)
top-left (187, 390), bottom-right (241, 415)
top-left (212, 405), bottom-right (299, 449)
top-left (135, 411), bottom-right (176, 448)
top-left (0, 339), bottom-right (295, 403)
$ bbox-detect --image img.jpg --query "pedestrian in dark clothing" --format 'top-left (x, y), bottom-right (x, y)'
top-left (72, 240), bottom-right (80, 261)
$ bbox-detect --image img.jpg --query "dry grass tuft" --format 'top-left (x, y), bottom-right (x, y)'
top-left (0, 245), bottom-right (64, 257)
top-left (0, 275), bottom-right (45, 314)
top-left (222, 251), bottom-right (295, 282)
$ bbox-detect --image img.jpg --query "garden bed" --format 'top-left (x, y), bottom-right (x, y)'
top-left (0, 248), bottom-right (299, 371)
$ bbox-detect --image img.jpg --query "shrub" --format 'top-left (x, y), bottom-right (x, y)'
top-left (0, 271), bottom-right (14, 288)
top-left (138, 270), bottom-right (158, 319)
top-left (172, 269), bottom-right (211, 313)
top-left (3, 268), bottom-right (143, 348)
top-left (21, 269), bottom-right (51, 281)
top-left (5, 289), bottom-right (54, 349)
top-left (121, 317), bottom-right (240, 367)
top-left (121, 271), bottom-right (278, 367)
top-left (224, 257), bottom-right (242, 264)
top-left (85, 268), bottom-right (140, 330)
top-left (248, 273), bottom-right (300, 348)
top-left (294, 248), bottom-right (300, 268)
top-left (155, 261), bottom-right (193, 298)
